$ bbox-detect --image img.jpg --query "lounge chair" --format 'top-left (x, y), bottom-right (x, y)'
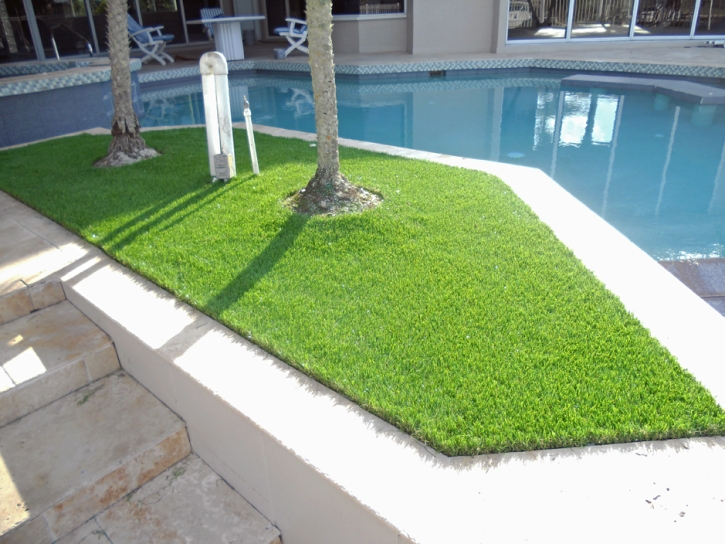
top-left (199, 7), bottom-right (223, 40)
top-left (127, 14), bottom-right (175, 65)
top-left (274, 18), bottom-right (308, 58)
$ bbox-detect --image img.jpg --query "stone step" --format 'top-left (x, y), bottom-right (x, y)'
top-left (0, 372), bottom-right (191, 543)
top-left (0, 301), bottom-right (120, 428)
top-left (0, 277), bottom-right (65, 327)
top-left (55, 454), bottom-right (282, 544)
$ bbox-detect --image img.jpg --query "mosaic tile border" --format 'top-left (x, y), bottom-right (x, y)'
top-left (5, 55), bottom-right (725, 98)
top-left (139, 57), bottom-right (725, 84)
top-left (0, 59), bottom-right (142, 98)
top-left (0, 60), bottom-right (91, 78)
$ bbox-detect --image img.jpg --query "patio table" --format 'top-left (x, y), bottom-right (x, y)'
top-left (186, 15), bottom-right (265, 61)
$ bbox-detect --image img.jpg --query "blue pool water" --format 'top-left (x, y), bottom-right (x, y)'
top-left (140, 71), bottom-right (725, 261)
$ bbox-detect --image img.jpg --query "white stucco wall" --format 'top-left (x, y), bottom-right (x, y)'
top-left (332, 17), bottom-right (408, 54)
top-left (408, 0), bottom-right (498, 55)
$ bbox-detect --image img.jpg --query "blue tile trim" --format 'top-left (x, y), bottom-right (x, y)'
top-left (0, 58), bottom-right (142, 98)
top-left (0, 60), bottom-right (91, 77)
top-left (5, 56), bottom-right (725, 98)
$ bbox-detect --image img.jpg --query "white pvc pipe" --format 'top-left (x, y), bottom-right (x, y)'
top-left (243, 96), bottom-right (260, 175)
top-left (215, 74), bottom-right (236, 178)
top-left (200, 52), bottom-right (236, 180)
top-left (201, 69), bottom-right (220, 176)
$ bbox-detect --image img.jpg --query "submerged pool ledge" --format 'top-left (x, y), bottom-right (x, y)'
top-left (563, 73), bottom-right (725, 104)
top-left (4, 125), bottom-right (724, 542)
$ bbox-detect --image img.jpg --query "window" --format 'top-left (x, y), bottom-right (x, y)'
top-left (332, 0), bottom-right (403, 16)
top-left (507, 0), bottom-right (724, 41)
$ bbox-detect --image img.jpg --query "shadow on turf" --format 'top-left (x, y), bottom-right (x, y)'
top-left (207, 212), bottom-right (310, 314)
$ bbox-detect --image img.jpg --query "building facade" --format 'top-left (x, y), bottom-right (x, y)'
top-left (1, 0), bottom-right (722, 63)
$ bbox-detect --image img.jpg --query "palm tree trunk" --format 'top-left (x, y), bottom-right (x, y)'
top-left (96, 0), bottom-right (157, 166)
top-left (295, 0), bottom-right (379, 215)
top-left (307, 0), bottom-right (340, 181)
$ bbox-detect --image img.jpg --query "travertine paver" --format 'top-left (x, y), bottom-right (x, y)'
top-left (0, 300), bottom-right (120, 426)
top-left (0, 372), bottom-right (190, 542)
top-left (28, 278), bottom-right (64, 311)
top-left (0, 282), bottom-right (33, 326)
top-left (64, 454), bottom-right (282, 544)
top-left (0, 301), bottom-right (112, 379)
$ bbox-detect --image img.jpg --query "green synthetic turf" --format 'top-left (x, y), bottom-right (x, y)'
top-left (2, 129), bottom-right (724, 455)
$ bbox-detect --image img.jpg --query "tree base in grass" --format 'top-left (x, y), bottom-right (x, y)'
top-left (287, 172), bottom-right (382, 216)
top-left (94, 132), bottom-right (159, 167)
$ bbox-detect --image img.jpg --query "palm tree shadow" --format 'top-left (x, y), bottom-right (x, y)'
top-left (207, 213), bottom-right (310, 316)
top-left (100, 181), bottom-right (238, 253)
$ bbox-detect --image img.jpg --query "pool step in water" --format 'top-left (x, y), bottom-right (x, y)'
top-left (659, 258), bottom-right (725, 316)
top-left (562, 74), bottom-right (725, 105)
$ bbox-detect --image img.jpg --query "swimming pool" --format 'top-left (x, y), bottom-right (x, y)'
top-left (140, 70), bottom-right (725, 261)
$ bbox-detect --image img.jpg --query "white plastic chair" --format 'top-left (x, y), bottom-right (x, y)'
top-left (200, 7), bottom-right (223, 40)
top-left (127, 14), bottom-right (175, 65)
top-left (274, 18), bottom-right (308, 58)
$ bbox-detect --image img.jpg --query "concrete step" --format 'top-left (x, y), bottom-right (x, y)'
top-left (0, 371), bottom-right (191, 543)
top-left (56, 454), bottom-right (282, 544)
top-left (0, 301), bottom-right (120, 428)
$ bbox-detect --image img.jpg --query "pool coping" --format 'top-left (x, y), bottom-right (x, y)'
top-left (6, 124), bottom-right (724, 542)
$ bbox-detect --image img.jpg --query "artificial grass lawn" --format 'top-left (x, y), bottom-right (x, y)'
top-left (2, 129), bottom-right (724, 455)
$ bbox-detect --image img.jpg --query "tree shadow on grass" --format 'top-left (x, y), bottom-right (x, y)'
top-left (99, 180), bottom-right (239, 254)
top-left (206, 212), bottom-right (310, 316)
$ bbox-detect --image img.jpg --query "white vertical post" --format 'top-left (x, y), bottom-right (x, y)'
top-left (243, 96), bottom-right (260, 175)
top-left (215, 73), bottom-right (235, 171)
top-left (200, 52), bottom-right (236, 181)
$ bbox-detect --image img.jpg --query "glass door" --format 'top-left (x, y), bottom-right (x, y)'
top-left (0, 0), bottom-right (41, 61)
top-left (507, 0), bottom-right (570, 40)
top-left (571, 0), bottom-right (635, 38)
top-left (633, 0), bottom-right (696, 36)
top-left (137, 0), bottom-right (182, 44)
top-left (694, 0), bottom-right (725, 35)
top-left (264, 0), bottom-right (286, 36)
top-left (31, 0), bottom-right (96, 58)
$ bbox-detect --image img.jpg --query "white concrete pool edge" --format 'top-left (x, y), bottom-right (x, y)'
top-left (7, 126), bottom-right (724, 543)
